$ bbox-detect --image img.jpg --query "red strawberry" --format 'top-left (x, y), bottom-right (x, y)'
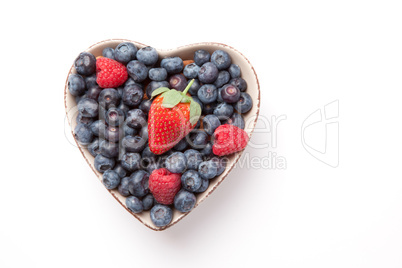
top-left (96, 57), bottom-right (128, 88)
top-left (212, 124), bottom-right (249, 156)
top-left (148, 79), bottom-right (201, 155)
top-left (149, 168), bottom-right (181, 205)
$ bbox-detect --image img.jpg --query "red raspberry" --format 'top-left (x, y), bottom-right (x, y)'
top-left (149, 168), bottom-right (181, 205)
top-left (212, 124), bottom-right (249, 156)
top-left (96, 57), bottom-right (128, 88)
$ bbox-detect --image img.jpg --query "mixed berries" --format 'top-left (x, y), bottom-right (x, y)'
top-left (68, 42), bottom-right (253, 228)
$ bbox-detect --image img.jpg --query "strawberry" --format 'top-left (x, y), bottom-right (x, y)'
top-left (96, 57), bottom-right (128, 88)
top-left (212, 124), bottom-right (249, 156)
top-left (149, 168), bottom-right (181, 205)
top-left (148, 79), bottom-right (201, 155)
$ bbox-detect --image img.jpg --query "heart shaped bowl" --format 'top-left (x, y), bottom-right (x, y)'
top-left (64, 39), bottom-right (260, 231)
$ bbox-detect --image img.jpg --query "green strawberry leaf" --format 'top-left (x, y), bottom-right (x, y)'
top-left (151, 87), bottom-right (170, 99)
top-left (189, 99), bottom-right (202, 125)
top-left (161, 89), bottom-right (183, 108)
top-left (181, 95), bottom-right (191, 103)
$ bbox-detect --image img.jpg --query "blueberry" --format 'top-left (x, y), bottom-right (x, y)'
top-left (161, 57), bottom-right (183, 74)
top-left (210, 157), bottom-right (227, 176)
top-left (102, 170), bottom-right (120, 189)
top-left (174, 190), bottom-right (196, 213)
top-left (105, 107), bottom-right (125, 127)
top-left (129, 170), bottom-right (150, 197)
top-left (120, 152), bottom-right (141, 172)
top-left (122, 84), bottom-right (143, 107)
top-left (169, 74), bottom-right (187, 92)
top-left (146, 161), bottom-right (161, 174)
top-left (90, 120), bottom-right (107, 138)
top-left (118, 102), bottom-right (131, 117)
top-left (122, 135), bottom-right (146, 153)
top-left (86, 86), bottom-right (103, 101)
top-left (183, 149), bottom-right (203, 170)
top-left (211, 50), bottom-right (232, 70)
top-left (146, 81), bottom-right (170, 99)
top-left (74, 123), bottom-right (93, 145)
top-left (68, 74), bottom-right (86, 96)
top-left (195, 179), bottom-right (209, 193)
top-left (188, 130), bottom-right (209, 150)
top-left (148, 68), bottom-right (167, 81)
top-left (234, 92), bottom-right (253, 114)
top-left (198, 62), bottom-right (219, 84)
top-left (136, 46), bottom-right (158, 66)
top-left (142, 194), bottom-right (154, 210)
top-left (183, 63), bottom-right (200, 79)
top-left (102, 47), bottom-right (115, 60)
top-left (139, 99), bottom-right (152, 115)
top-left (191, 96), bottom-right (203, 112)
top-left (99, 139), bottom-right (119, 158)
top-left (228, 64), bottom-right (241, 78)
top-left (104, 126), bottom-right (122, 142)
top-left (75, 94), bottom-right (87, 104)
top-left (213, 102), bottom-right (234, 120)
top-left (173, 138), bottom-right (188, 151)
top-left (74, 52), bottom-right (96, 76)
top-left (85, 74), bottom-right (98, 89)
top-left (94, 154), bottom-right (115, 173)
top-left (88, 139), bottom-right (100, 157)
top-left (126, 109), bottom-right (147, 129)
top-left (202, 114), bottom-right (221, 135)
top-left (202, 102), bottom-right (217, 115)
top-left (142, 146), bottom-right (157, 164)
top-left (165, 152), bottom-right (187, 173)
top-left (126, 196), bottom-right (143, 213)
top-left (114, 42), bottom-right (137, 64)
top-left (98, 88), bottom-right (119, 109)
top-left (123, 121), bottom-right (137, 136)
top-left (229, 77), bottom-right (247, 92)
top-left (194, 49), bottom-right (210, 66)
top-left (187, 79), bottom-right (201, 96)
top-left (76, 113), bottom-right (94, 126)
top-left (118, 177), bottom-right (131, 197)
top-left (197, 84), bottom-right (218, 104)
top-left (124, 77), bottom-right (143, 89)
top-left (225, 113), bottom-right (245, 129)
top-left (200, 142), bottom-right (213, 157)
top-left (113, 164), bottom-right (127, 179)
top-left (214, 70), bottom-right (230, 88)
top-left (127, 60), bottom-right (148, 82)
top-left (78, 98), bottom-right (98, 118)
top-left (150, 204), bottom-right (173, 227)
top-left (198, 160), bottom-right (218, 180)
top-left (220, 84), bottom-right (241, 103)
top-left (139, 125), bottom-right (148, 142)
top-left (181, 170), bottom-right (202, 192)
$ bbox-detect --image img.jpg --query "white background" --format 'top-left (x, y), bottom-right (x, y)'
top-left (1, 0), bottom-right (402, 267)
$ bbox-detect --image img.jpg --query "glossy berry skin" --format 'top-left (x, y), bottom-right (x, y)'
top-left (124, 77), bottom-right (143, 89)
top-left (136, 46), bottom-right (158, 66)
top-left (88, 139), bottom-right (100, 157)
top-left (225, 113), bottom-right (245, 129)
top-left (169, 74), bottom-right (187, 92)
top-left (129, 170), bottom-right (150, 197)
top-left (187, 79), bottom-right (201, 96)
top-left (188, 130), bottom-right (209, 150)
top-left (183, 63), bottom-right (200, 79)
top-left (94, 154), bottom-right (115, 173)
top-left (96, 57), bottom-right (128, 88)
top-left (148, 68), bottom-right (167, 81)
top-left (234, 92), bottom-right (253, 114)
top-left (99, 139), bottom-right (119, 158)
top-left (219, 84), bottom-right (241, 103)
top-left (194, 49), bottom-right (210, 66)
top-left (139, 99), bottom-right (152, 115)
top-left (90, 120), bottom-right (107, 138)
top-left (126, 196), bottom-right (143, 214)
top-left (228, 64), bottom-right (241, 78)
top-left (74, 52), bottom-right (96, 76)
top-left (146, 81), bottom-right (170, 99)
top-left (200, 142), bottom-right (213, 157)
top-left (122, 84), bottom-right (143, 107)
top-left (142, 146), bottom-right (157, 163)
top-left (113, 164), bottom-right (127, 179)
top-left (98, 88), bottom-right (119, 109)
top-left (150, 204), bottom-right (173, 227)
top-left (198, 62), bottom-right (219, 84)
top-left (68, 74), bottom-right (86, 96)
top-left (122, 135), bottom-right (146, 153)
top-left (85, 74), bottom-right (97, 89)
top-left (214, 70), bottom-right (230, 88)
top-left (102, 170), bottom-right (121, 190)
top-left (184, 149), bottom-right (203, 170)
top-left (211, 50), bottom-right (232, 70)
top-left (142, 194), bottom-right (154, 210)
top-left (212, 124), bottom-right (249, 156)
top-left (202, 102), bottom-right (217, 115)
top-left (161, 57), bottom-right (183, 74)
top-left (181, 170), bottom-right (202, 192)
top-left (76, 114), bottom-right (94, 126)
top-left (210, 157), bottom-right (227, 176)
top-left (213, 102), bottom-right (234, 120)
top-left (149, 168), bottom-right (181, 205)
top-left (139, 125), bottom-right (148, 142)
top-left (173, 138), bottom-right (188, 151)
top-left (104, 126), bottom-right (122, 142)
top-left (126, 109), bottom-right (147, 129)
top-left (105, 107), bottom-right (125, 127)
top-left (202, 114), bottom-right (221, 135)
top-left (102, 47), bottom-right (115, 60)
top-left (86, 86), bottom-right (103, 101)
top-left (165, 152), bottom-right (187, 173)
top-left (198, 160), bottom-right (218, 180)
top-left (174, 190), bottom-right (196, 213)
top-left (229, 77), bottom-right (247, 92)
top-left (196, 178), bottom-right (209, 193)
top-left (120, 152), bottom-right (141, 172)
top-left (78, 98), bottom-right (99, 118)
top-left (118, 102), bottom-right (130, 117)
top-left (74, 123), bottom-right (93, 145)
top-left (114, 42), bottom-right (137, 64)
top-left (123, 121), bottom-right (137, 137)
top-left (197, 84), bottom-right (218, 104)
top-left (127, 60), bottom-right (148, 82)
top-left (118, 177), bottom-right (132, 197)
top-left (146, 161), bottom-right (161, 174)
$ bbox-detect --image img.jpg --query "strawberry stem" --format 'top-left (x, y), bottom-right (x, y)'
top-left (182, 79), bottom-right (194, 95)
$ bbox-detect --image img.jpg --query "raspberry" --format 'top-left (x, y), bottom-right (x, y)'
top-left (149, 168), bottom-right (181, 205)
top-left (212, 124), bottom-right (249, 156)
top-left (96, 57), bottom-right (128, 88)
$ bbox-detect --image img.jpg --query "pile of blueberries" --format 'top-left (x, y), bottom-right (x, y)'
top-left (68, 42), bottom-right (252, 227)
